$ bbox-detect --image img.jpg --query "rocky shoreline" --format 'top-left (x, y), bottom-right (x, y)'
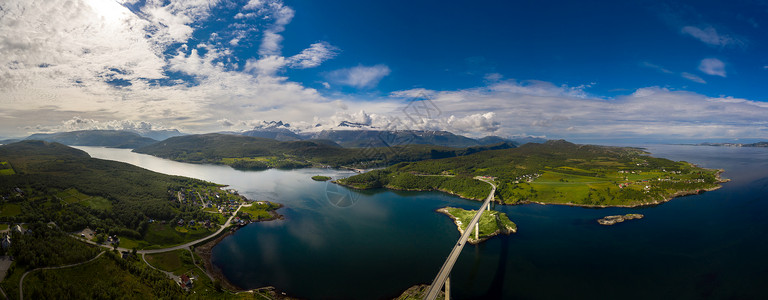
top-left (597, 214), bottom-right (644, 225)
top-left (336, 169), bottom-right (729, 209)
top-left (436, 207), bottom-right (516, 245)
top-left (195, 207), bottom-right (288, 295)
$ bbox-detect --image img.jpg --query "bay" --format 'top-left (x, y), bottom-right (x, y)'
top-left (77, 145), bottom-right (768, 299)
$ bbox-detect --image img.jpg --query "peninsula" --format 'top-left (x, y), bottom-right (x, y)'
top-left (337, 140), bottom-right (728, 207)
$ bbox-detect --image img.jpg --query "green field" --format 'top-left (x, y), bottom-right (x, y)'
top-left (55, 188), bottom-right (113, 211)
top-left (0, 203), bottom-right (21, 217)
top-left (240, 201), bottom-right (280, 220)
top-left (145, 249), bottom-right (263, 298)
top-left (0, 161), bottom-right (13, 175)
top-left (341, 141), bottom-right (725, 207)
top-left (441, 207), bottom-right (516, 242)
top-left (143, 223), bottom-right (215, 249)
top-left (221, 156), bottom-right (276, 163)
top-left (145, 249), bottom-right (191, 275)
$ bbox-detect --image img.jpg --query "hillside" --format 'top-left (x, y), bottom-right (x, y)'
top-left (0, 140), bottom-right (226, 238)
top-left (133, 133), bottom-right (516, 170)
top-left (338, 140), bottom-right (726, 206)
top-left (25, 130), bottom-right (158, 148)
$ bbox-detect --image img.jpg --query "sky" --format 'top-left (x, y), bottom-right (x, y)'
top-left (2, 0), bottom-right (768, 142)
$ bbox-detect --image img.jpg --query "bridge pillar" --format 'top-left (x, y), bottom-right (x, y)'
top-left (445, 275), bottom-right (450, 300)
top-left (475, 223), bottom-right (479, 240)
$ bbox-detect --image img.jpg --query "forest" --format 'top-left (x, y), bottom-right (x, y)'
top-left (133, 133), bottom-right (517, 170)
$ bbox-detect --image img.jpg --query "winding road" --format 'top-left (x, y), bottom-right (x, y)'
top-left (75, 203), bottom-right (246, 255)
top-left (19, 251), bottom-right (106, 300)
top-left (424, 177), bottom-right (496, 300)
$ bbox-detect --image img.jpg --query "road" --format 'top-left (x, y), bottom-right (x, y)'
top-left (19, 251), bottom-right (105, 300)
top-left (74, 204), bottom-right (246, 254)
top-left (424, 177), bottom-right (496, 300)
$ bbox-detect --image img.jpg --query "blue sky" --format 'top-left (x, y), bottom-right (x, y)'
top-left (1, 0), bottom-right (768, 142)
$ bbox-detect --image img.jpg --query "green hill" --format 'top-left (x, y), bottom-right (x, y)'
top-left (26, 130), bottom-right (158, 148)
top-left (133, 133), bottom-right (516, 170)
top-left (338, 140), bottom-right (726, 207)
top-left (0, 140), bottom-right (222, 238)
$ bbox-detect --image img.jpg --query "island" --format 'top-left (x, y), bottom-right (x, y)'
top-left (437, 207), bottom-right (517, 244)
top-left (311, 175), bottom-right (332, 181)
top-left (337, 140), bottom-right (728, 207)
top-left (597, 214), bottom-right (644, 225)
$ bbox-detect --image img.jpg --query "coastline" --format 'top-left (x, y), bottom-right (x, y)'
top-left (436, 207), bottom-right (516, 245)
top-left (195, 228), bottom-right (242, 291)
top-left (195, 208), bottom-right (285, 293)
top-left (336, 168), bottom-right (730, 209)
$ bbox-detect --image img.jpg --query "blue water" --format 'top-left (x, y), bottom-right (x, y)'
top-left (79, 145), bottom-right (768, 299)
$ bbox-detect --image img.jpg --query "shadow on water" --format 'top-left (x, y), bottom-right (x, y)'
top-left (483, 235), bottom-right (510, 299)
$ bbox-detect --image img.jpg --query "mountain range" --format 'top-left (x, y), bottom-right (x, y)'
top-left (2, 121), bottom-right (545, 150)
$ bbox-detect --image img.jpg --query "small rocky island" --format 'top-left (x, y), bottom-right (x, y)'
top-left (311, 175), bottom-right (332, 181)
top-left (597, 214), bottom-right (644, 225)
top-left (438, 207), bottom-right (517, 244)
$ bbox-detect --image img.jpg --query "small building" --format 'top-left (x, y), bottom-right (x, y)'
top-left (180, 274), bottom-right (193, 288)
top-left (11, 225), bottom-right (22, 234)
top-left (1, 235), bottom-right (10, 250)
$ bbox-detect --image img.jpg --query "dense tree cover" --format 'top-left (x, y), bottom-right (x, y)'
top-left (7, 223), bottom-right (101, 269)
top-left (23, 251), bottom-right (183, 299)
top-left (0, 140), bottom-right (224, 237)
top-left (341, 170), bottom-right (491, 199)
top-left (133, 133), bottom-right (516, 169)
top-left (340, 140), bottom-right (723, 205)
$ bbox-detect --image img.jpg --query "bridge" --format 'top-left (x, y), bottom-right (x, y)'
top-left (424, 177), bottom-right (496, 299)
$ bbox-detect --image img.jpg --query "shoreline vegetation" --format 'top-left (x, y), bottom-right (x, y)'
top-left (597, 214), bottom-right (644, 225)
top-left (437, 207), bottom-right (517, 244)
top-left (195, 201), bottom-right (284, 293)
top-left (0, 140), bottom-right (732, 298)
top-left (311, 175), bottom-right (332, 181)
top-left (336, 141), bottom-right (730, 208)
top-left (132, 133), bottom-right (517, 171)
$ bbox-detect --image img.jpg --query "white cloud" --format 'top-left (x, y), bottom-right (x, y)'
top-left (699, 58), bottom-right (726, 77)
top-left (385, 82), bottom-right (768, 139)
top-left (644, 62), bottom-right (707, 84)
top-left (0, 0), bottom-right (344, 137)
top-left (327, 65), bottom-right (391, 89)
top-left (31, 117), bottom-right (174, 134)
top-left (641, 62), bottom-right (674, 74)
top-left (243, 55), bottom-right (288, 76)
top-left (288, 42), bottom-right (339, 69)
top-left (218, 118), bottom-right (234, 127)
top-left (681, 25), bottom-right (742, 47)
top-left (243, 0), bottom-right (264, 10)
top-left (681, 72), bottom-right (706, 84)
top-left (445, 113), bottom-right (500, 133)
top-left (256, 2), bottom-right (295, 56)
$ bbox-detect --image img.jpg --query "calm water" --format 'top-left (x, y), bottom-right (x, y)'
top-left (78, 145), bottom-right (768, 299)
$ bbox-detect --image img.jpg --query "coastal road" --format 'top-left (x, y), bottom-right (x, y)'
top-left (73, 204), bottom-right (246, 255)
top-left (424, 177), bottom-right (496, 300)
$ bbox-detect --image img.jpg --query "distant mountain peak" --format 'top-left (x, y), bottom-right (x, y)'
top-left (253, 120), bottom-right (291, 130)
top-left (337, 121), bottom-right (372, 128)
